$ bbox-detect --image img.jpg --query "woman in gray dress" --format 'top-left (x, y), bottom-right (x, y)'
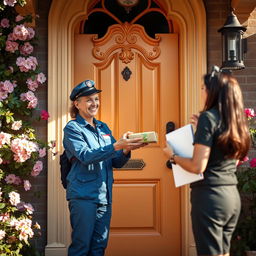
top-left (164, 66), bottom-right (250, 256)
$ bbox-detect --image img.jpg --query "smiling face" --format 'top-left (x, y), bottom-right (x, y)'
top-left (74, 93), bottom-right (100, 121)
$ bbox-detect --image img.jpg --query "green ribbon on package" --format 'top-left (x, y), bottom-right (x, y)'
top-left (142, 133), bottom-right (148, 142)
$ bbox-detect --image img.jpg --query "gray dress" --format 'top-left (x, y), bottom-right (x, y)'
top-left (190, 107), bottom-right (241, 255)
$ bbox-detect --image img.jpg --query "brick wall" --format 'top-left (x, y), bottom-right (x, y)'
top-left (203, 0), bottom-right (256, 159)
top-left (20, 0), bottom-right (52, 253)
top-left (203, 0), bottom-right (256, 107)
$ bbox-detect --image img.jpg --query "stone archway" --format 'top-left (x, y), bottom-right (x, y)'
top-left (46, 1), bottom-right (206, 256)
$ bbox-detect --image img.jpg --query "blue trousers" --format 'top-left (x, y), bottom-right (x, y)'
top-left (68, 200), bottom-right (112, 256)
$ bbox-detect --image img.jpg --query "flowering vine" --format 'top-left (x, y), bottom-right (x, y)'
top-left (245, 108), bottom-right (256, 148)
top-left (0, 1), bottom-right (50, 255)
top-left (238, 108), bottom-right (256, 167)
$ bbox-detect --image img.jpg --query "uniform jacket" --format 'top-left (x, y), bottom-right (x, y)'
top-left (63, 114), bottom-right (130, 203)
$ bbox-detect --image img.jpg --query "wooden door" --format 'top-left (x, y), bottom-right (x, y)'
top-left (74, 23), bottom-right (180, 256)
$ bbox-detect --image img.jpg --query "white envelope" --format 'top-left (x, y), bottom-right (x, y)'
top-left (166, 124), bottom-right (204, 187)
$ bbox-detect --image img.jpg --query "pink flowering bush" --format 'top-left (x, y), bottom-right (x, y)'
top-left (245, 108), bottom-right (256, 149)
top-left (231, 108), bottom-right (256, 255)
top-left (244, 108), bottom-right (256, 147)
top-left (0, 1), bottom-right (50, 255)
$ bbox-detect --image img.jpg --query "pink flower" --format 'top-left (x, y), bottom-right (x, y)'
top-left (0, 213), bottom-right (9, 222)
top-left (7, 33), bottom-right (15, 41)
top-left (16, 56), bottom-right (38, 72)
top-left (0, 80), bottom-right (16, 101)
top-left (11, 138), bottom-right (39, 162)
top-left (11, 120), bottom-right (22, 130)
top-left (31, 161), bottom-right (43, 177)
top-left (237, 156), bottom-right (249, 166)
top-left (243, 156), bottom-right (249, 162)
top-left (26, 78), bottom-right (39, 91)
top-left (20, 42), bottom-right (34, 56)
top-left (20, 90), bottom-right (35, 101)
top-left (41, 110), bottom-right (50, 120)
top-left (8, 191), bottom-right (20, 206)
top-left (0, 80), bottom-right (16, 93)
top-left (249, 158), bottom-right (256, 168)
top-left (15, 15), bottom-right (24, 22)
top-left (244, 108), bottom-right (255, 118)
top-left (27, 98), bottom-right (38, 109)
top-left (5, 40), bottom-right (19, 53)
top-left (17, 202), bottom-right (34, 215)
top-left (0, 18), bottom-right (10, 28)
top-left (0, 230), bottom-right (6, 240)
top-left (14, 176), bottom-right (22, 185)
top-left (5, 174), bottom-right (17, 184)
top-left (17, 201), bottom-right (25, 211)
top-left (23, 180), bottom-right (32, 191)
top-left (0, 90), bottom-right (8, 100)
top-left (39, 148), bottom-right (46, 158)
top-left (37, 73), bottom-right (46, 84)
top-left (0, 132), bottom-right (11, 147)
top-left (16, 57), bottom-right (28, 72)
top-left (16, 218), bottom-right (34, 241)
top-left (11, 218), bottom-right (34, 242)
top-left (28, 56), bottom-right (38, 69)
top-left (27, 27), bottom-right (35, 40)
top-left (13, 24), bottom-right (29, 41)
top-left (24, 203), bottom-right (34, 214)
top-left (3, 0), bottom-right (17, 7)
top-left (20, 91), bottom-right (38, 109)
top-left (5, 174), bottom-right (22, 185)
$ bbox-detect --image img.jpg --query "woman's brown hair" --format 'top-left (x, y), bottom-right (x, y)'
top-left (70, 101), bottom-right (79, 119)
top-left (203, 70), bottom-right (250, 160)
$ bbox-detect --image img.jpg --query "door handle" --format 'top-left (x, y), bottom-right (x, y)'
top-left (166, 121), bottom-right (175, 169)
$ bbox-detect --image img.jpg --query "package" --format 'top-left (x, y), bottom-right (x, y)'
top-left (128, 131), bottom-right (158, 143)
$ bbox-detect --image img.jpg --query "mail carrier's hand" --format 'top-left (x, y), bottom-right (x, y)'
top-left (114, 132), bottom-right (147, 154)
top-left (123, 131), bottom-right (148, 151)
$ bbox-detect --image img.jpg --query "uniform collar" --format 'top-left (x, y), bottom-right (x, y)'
top-left (76, 114), bottom-right (102, 128)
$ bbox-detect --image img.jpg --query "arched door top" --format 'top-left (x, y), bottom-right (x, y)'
top-left (81, 0), bottom-right (173, 39)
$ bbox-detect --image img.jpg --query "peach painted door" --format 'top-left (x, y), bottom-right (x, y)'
top-left (74, 23), bottom-right (180, 256)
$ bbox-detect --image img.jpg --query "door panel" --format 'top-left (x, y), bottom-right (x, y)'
top-left (74, 25), bottom-right (180, 256)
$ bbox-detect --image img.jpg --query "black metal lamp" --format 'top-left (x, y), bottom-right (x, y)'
top-left (218, 10), bottom-right (247, 70)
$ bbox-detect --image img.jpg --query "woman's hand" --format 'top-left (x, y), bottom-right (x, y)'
top-left (163, 142), bottom-right (173, 159)
top-left (190, 114), bottom-right (199, 127)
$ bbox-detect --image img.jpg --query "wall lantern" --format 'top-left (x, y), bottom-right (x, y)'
top-left (218, 10), bottom-right (247, 70)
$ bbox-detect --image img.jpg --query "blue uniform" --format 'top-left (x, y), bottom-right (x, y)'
top-left (63, 114), bottom-right (130, 256)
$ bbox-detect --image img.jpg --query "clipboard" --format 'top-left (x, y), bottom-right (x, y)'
top-left (165, 124), bottom-right (204, 187)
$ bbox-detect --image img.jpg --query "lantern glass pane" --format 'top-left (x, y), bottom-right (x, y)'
top-left (227, 32), bottom-right (239, 61)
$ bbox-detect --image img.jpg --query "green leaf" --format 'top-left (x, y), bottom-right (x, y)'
top-left (18, 0), bottom-right (27, 7)
top-left (0, 203), bottom-right (5, 209)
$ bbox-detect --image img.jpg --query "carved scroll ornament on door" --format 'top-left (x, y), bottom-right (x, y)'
top-left (91, 22), bottom-right (161, 64)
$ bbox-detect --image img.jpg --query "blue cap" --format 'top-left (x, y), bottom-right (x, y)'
top-left (70, 80), bottom-right (102, 101)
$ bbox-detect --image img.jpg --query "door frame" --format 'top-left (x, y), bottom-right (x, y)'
top-left (46, 1), bottom-right (206, 256)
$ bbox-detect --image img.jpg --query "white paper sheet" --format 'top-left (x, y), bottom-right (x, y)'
top-left (166, 124), bottom-right (204, 187)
